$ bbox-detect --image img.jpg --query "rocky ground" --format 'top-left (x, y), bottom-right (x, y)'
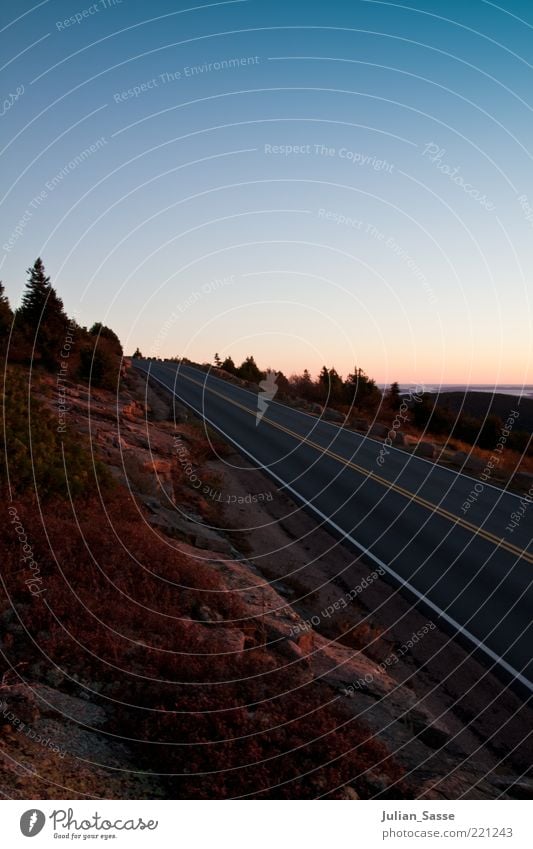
top-left (1, 361), bottom-right (531, 799)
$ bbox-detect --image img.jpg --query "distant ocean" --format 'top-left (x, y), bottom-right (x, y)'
top-left (379, 384), bottom-right (533, 399)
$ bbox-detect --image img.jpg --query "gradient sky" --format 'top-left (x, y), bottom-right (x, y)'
top-left (1, 0), bottom-right (533, 384)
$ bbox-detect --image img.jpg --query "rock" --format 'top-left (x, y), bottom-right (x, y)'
top-left (310, 403), bottom-right (323, 415)
top-left (324, 407), bottom-right (344, 422)
top-left (369, 422), bottom-right (389, 438)
top-left (137, 495), bottom-right (162, 513)
top-left (491, 776), bottom-right (533, 800)
top-left (512, 471), bottom-right (533, 491)
top-left (277, 638), bottom-right (305, 659)
top-left (196, 604), bottom-right (224, 623)
top-left (452, 451), bottom-right (484, 472)
top-left (147, 508), bottom-right (232, 553)
top-left (341, 785), bottom-right (360, 800)
top-left (402, 711), bottom-right (451, 749)
top-left (296, 632), bottom-right (315, 654)
top-left (413, 441), bottom-right (435, 459)
top-left (170, 402), bottom-right (189, 424)
top-left (122, 400), bottom-right (145, 420)
top-left (219, 628), bottom-right (246, 656)
top-left (45, 668), bottom-right (65, 688)
top-left (141, 458), bottom-right (173, 476)
top-left (0, 684), bottom-right (40, 725)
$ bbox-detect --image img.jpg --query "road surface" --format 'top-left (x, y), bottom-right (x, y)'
top-left (134, 359), bottom-right (533, 691)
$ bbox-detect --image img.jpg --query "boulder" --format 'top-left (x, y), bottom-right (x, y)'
top-left (369, 422), bottom-right (389, 438)
top-left (122, 400), bottom-right (144, 420)
top-left (296, 632), bottom-right (315, 654)
top-left (413, 441), bottom-right (435, 459)
top-left (453, 450), bottom-right (484, 472)
top-left (340, 786), bottom-right (360, 800)
top-left (0, 684), bottom-right (40, 726)
top-left (141, 458), bottom-right (173, 476)
top-left (147, 508), bottom-right (232, 554)
top-left (324, 407), bottom-right (344, 423)
top-left (512, 471), bottom-right (533, 491)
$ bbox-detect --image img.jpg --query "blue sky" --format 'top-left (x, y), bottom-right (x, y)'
top-left (2, 0), bottom-right (533, 383)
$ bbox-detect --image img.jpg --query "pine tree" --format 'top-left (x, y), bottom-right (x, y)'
top-left (221, 355), bottom-right (236, 374)
top-left (387, 381), bottom-right (402, 411)
top-left (132, 347), bottom-right (143, 359)
top-left (238, 355), bottom-right (264, 384)
top-left (89, 322), bottom-right (123, 355)
top-left (0, 282), bottom-right (13, 336)
top-left (0, 282), bottom-right (13, 357)
top-left (17, 258), bottom-right (68, 368)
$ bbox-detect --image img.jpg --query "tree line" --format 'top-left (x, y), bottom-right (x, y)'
top-left (0, 257), bottom-right (123, 389)
top-left (211, 353), bottom-right (385, 411)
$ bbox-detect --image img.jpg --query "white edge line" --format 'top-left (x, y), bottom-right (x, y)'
top-left (137, 363), bottom-right (533, 693)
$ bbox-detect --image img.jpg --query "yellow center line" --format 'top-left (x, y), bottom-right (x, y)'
top-left (162, 365), bottom-right (533, 565)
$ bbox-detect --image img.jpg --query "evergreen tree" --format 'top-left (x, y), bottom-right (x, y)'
top-left (79, 322), bottom-right (123, 389)
top-left (214, 352), bottom-right (222, 367)
top-left (387, 381), bottom-right (402, 411)
top-left (238, 355), bottom-right (264, 384)
top-left (221, 355), bottom-right (236, 374)
top-left (318, 366), bottom-right (343, 405)
top-left (17, 258), bottom-right (68, 368)
top-left (89, 322), bottom-right (123, 355)
top-left (344, 366), bottom-right (380, 410)
top-left (0, 282), bottom-right (13, 349)
top-left (132, 347), bottom-right (143, 359)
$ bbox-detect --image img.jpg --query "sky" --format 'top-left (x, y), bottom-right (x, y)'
top-left (1, 0), bottom-right (533, 385)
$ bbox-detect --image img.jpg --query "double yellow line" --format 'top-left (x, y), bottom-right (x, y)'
top-left (160, 365), bottom-right (533, 566)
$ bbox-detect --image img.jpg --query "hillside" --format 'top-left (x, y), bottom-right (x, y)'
top-left (428, 391), bottom-right (533, 433)
top-left (1, 360), bottom-right (531, 799)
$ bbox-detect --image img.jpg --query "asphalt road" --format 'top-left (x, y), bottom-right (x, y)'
top-left (134, 359), bottom-right (533, 691)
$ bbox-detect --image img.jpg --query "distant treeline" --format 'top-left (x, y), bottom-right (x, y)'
top-left (412, 391), bottom-right (532, 454)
